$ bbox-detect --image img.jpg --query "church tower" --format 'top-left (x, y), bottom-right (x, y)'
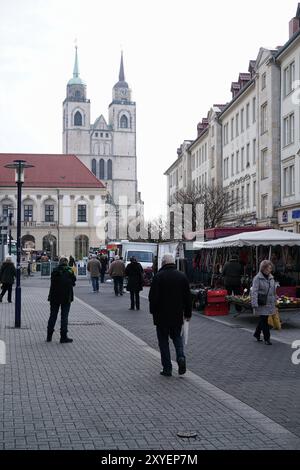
top-left (62, 50), bottom-right (140, 212)
top-left (63, 46), bottom-right (91, 155)
top-left (108, 52), bottom-right (137, 206)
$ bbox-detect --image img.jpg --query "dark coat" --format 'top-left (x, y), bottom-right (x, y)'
top-left (0, 262), bottom-right (16, 284)
top-left (125, 261), bottom-right (144, 292)
top-left (48, 265), bottom-right (76, 305)
top-left (222, 259), bottom-right (243, 288)
top-left (148, 264), bottom-right (192, 327)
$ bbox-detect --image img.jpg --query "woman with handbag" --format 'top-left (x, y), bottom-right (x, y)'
top-left (251, 260), bottom-right (276, 345)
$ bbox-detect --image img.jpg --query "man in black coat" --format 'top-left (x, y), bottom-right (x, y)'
top-left (47, 257), bottom-right (76, 343)
top-left (149, 253), bottom-right (192, 376)
top-left (0, 257), bottom-right (16, 303)
top-left (222, 255), bottom-right (243, 295)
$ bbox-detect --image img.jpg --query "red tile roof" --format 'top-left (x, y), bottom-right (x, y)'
top-left (0, 153), bottom-right (105, 188)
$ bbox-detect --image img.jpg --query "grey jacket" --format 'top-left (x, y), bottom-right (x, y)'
top-left (251, 271), bottom-right (276, 316)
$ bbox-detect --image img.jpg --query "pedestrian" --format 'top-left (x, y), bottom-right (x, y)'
top-left (108, 255), bottom-right (126, 296)
top-left (222, 254), bottom-right (243, 295)
top-left (148, 253), bottom-right (192, 377)
top-left (27, 260), bottom-right (32, 277)
top-left (125, 257), bottom-right (144, 310)
top-left (0, 256), bottom-right (16, 303)
top-left (46, 256), bottom-right (76, 343)
top-left (251, 260), bottom-right (276, 346)
top-left (68, 255), bottom-right (75, 267)
top-left (87, 254), bottom-right (101, 292)
top-left (99, 254), bottom-right (108, 283)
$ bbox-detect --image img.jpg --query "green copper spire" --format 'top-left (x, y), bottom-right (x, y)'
top-left (67, 45), bottom-right (85, 86)
top-left (119, 51), bottom-right (125, 82)
top-left (73, 45), bottom-right (79, 78)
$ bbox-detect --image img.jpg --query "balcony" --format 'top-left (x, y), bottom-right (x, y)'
top-left (22, 221), bottom-right (58, 227)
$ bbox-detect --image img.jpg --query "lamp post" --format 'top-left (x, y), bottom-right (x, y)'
top-left (8, 211), bottom-right (13, 255)
top-left (4, 160), bottom-right (34, 328)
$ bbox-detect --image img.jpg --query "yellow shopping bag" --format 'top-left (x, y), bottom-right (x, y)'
top-left (268, 309), bottom-right (281, 330)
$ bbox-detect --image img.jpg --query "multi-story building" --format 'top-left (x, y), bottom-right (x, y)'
top-left (0, 153), bottom-right (107, 259)
top-left (219, 69), bottom-right (258, 226)
top-left (164, 140), bottom-right (193, 206)
top-left (276, 6), bottom-right (300, 232)
top-left (255, 47), bottom-right (281, 226)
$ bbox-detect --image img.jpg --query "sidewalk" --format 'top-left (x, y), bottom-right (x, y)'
top-left (0, 285), bottom-right (300, 450)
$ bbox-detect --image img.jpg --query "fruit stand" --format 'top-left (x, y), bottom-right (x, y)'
top-left (226, 294), bottom-right (300, 316)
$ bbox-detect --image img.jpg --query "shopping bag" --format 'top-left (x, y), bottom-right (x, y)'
top-left (181, 320), bottom-right (189, 346)
top-left (268, 309), bottom-right (281, 330)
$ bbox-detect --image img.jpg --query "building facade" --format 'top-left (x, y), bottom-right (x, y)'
top-left (0, 154), bottom-right (107, 259)
top-left (62, 48), bottom-right (141, 210)
top-left (276, 9), bottom-right (300, 232)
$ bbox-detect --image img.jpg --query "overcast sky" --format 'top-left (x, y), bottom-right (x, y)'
top-left (0, 0), bottom-right (298, 219)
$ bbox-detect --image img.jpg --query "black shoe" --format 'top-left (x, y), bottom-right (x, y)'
top-left (160, 370), bottom-right (172, 377)
top-left (46, 332), bottom-right (53, 342)
top-left (253, 333), bottom-right (262, 342)
top-left (265, 340), bottom-right (272, 345)
top-left (136, 308), bottom-right (140, 311)
top-left (178, 357), bottom-right (186, 375)
top-left (0, 297), bottom-right (2, 303)
top-left (60, 336), bottom-right (73, 343)
top-left (8, 300), bottom-right (12, 303)
top-left (129, 307), bottom-right (134, 310)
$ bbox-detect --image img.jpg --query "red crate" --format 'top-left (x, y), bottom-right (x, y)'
top-left (207, 289), bottom-right (228, 303)
top-left (204, 303), bottom-right (229, 316)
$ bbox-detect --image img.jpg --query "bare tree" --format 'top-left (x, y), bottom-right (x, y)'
top-left (172, 185), bottom-right (239, 231)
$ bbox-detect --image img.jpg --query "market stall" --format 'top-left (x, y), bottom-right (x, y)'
top-left (191, 229), bottom-right (300, 315)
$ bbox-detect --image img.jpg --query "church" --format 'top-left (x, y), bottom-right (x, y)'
top-left (62, 48), bottom-right (142, 211)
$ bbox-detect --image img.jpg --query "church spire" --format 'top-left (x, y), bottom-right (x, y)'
top-left (67, 45), bottom-right (85, 86)
top-left (73, 45), bottom-right (80, 78)
top-left (119, 51), bottom-right (125, 82)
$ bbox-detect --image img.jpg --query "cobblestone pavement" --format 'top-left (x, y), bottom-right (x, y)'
top-left (0, 277), bottom-right (299, 450)
top-left (74, 279), bottom-right (300, 440)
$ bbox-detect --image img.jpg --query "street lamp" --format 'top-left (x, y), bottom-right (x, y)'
top-left (4, 160), bottom-right (34, 328)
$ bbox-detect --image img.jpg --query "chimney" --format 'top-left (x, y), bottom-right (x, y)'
top-left (289, 17), bottom-right (300, 38)
top-left (231, 82), bottom-right (241, 98)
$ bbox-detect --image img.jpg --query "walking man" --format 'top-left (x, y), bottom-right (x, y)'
top-left (0, 256), bottom-right (16, 303)
top-left (149, 254), bottom-right (192, 377)
top-left (108, 255), bottom-right (126, 296)
top-left (46, 257), bottom-right (76, 343)
top-left (87, 254), bottom-right (101, 292)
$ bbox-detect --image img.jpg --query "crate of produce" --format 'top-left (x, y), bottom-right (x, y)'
top-left (207, 289), bottom-right (228, 304)
top-left (204, 303), bottom-right (229, 316)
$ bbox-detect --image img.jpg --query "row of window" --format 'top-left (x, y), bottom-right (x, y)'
top-left (91, 159), bottom-right (112, 180)
top-left (224, 140), bottom-right (257, 179)
top-left (191, 143), bottom-right (208, 170)
top-left (192, 173), bottom-right (208, 189)
top-left (229, 180), bottom-right (257, 212)
top-left (1, 204), bottom-right (89, 223)
top-left (223, 98), bottom-right (257, 145)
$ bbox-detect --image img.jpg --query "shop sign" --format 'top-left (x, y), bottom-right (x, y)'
top-left (292, 210), bottom-right (300, 220)
top-left (282, 211), bottom-right (288, 223)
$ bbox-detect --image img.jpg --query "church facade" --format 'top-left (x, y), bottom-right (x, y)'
top-left (62, 48), bottom-right (141, 211)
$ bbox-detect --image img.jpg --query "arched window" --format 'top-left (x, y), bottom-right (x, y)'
top-left (120, 114), bottom-right (128, 128)
top-left (74, 111), bottom-right (82, 126)
top-left (75, 235), bottom-right (89, 260)
top-left (91, 159), bottom-right (97, 176)
top-left (99, 159), bottom-right (105, 179)
top-left (75, 90), bottom-right (81, 99)
top-left (107, 159), bottom-right (112, 180)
